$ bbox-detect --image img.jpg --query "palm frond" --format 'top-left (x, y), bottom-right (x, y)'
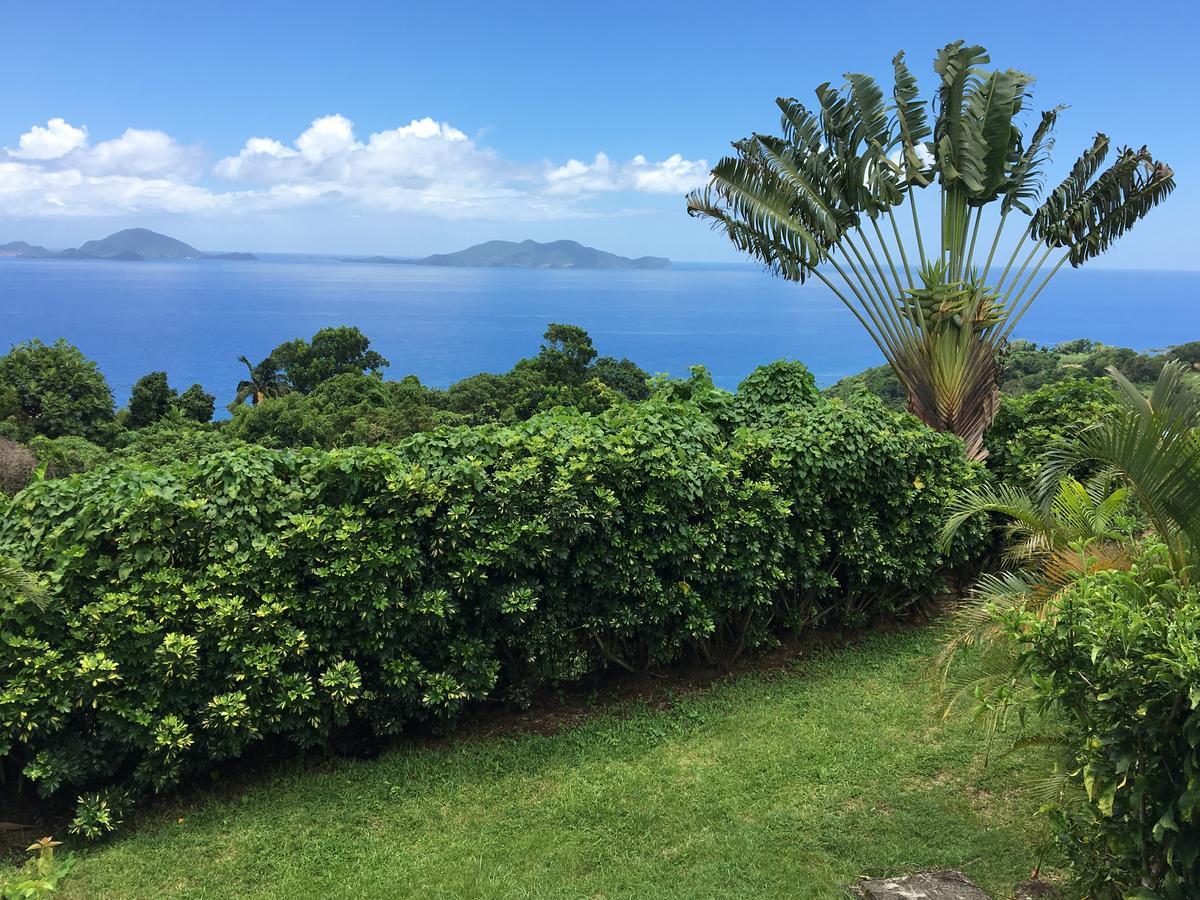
top-left (1002, 106), bottom-right (1064, 216)
top-left (1038, 362), bottom-right (1200, 572)
top-left (890, 51), bottom-right (932, 186)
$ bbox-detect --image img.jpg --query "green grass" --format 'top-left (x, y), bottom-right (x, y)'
top-left (48, 629), bottom-right (1052, 899)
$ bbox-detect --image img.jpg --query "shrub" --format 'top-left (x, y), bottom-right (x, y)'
top-left (1012, 555), bottom-right (1200, 898)
top-left (27, 436), bottom-right (109, 479)
top-left (985, 378), bottom-right (1118, 483)
top-left (112, 422), bottom-right (244, 467)
top-left (0, 438), bottom-right (37, 496)
top-left (824, 363), bottom-right (907, 410)
top-left (733, 360), bottom-right (820, 426)
top-left (0, 395), bottom-right (979, 833)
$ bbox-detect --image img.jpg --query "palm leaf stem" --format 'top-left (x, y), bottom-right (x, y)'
top-left (1002, 244), bottom-right (1055, 319)
top-left (855, 224), bottom-right (904, 313)
top-left (843, 235), bottom-right (913, 346)
top-left (887, 207), bottom-right (915, 287)
top-left (999, 250), bottom-right (1071, 342)
top-left (869, 217), bottom-right (907, 300)
top-left (981, 209), bottom-right (1009, 279)
top-left (999, 236), bottom-right (1043, 302)
top-left (844, 232), bottom-right (896, 318)
top-left (811, 267), bottom-right (894, 359)
top-left (940, 187), bottom-right (947, 262)
top-left (994, 221), bottom-right (1033, 294)
top-left (817, 261), bottom-right (904, 362)
top-left (910, 192), bottom-right (928, 268)
top-left (826, 250), bottom-right (909, 356)
top-left (964, 205), bottom-right (983, 280)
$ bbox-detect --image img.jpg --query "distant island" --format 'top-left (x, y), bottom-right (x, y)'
top-left (342, 239), bottom-right (670, 270)
top-left (0, 228), bottom-right (255, 262)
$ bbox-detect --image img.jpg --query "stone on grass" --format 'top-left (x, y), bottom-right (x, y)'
top-left (850, 869), bottom-right (990, 900)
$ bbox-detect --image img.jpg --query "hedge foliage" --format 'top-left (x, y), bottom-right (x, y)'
top-left (1014, 554), bottom-right (1200, 898)
top-left (0, 376), bottom-right (982, 835)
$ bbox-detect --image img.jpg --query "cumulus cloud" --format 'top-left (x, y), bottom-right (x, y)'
top-left (10, 118), bottom-right (88, 160)
top-left (1, 114), bottom-right (709, 221)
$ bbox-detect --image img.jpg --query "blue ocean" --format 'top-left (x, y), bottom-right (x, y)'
top-left (1, 257), bottom-right (1197, 410)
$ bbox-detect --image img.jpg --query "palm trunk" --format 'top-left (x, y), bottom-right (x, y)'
top-left (898, 336), bottom-right (1001, 462)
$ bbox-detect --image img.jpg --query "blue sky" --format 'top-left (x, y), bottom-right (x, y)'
top-left (2, 0), bottom-right (1196, 266)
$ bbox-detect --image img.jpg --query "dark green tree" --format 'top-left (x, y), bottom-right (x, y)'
top-left (1168, 341), bottom-right (1200, 367)
top-left (270, 326), bottom-right (389, 394)
top-left (0, 339), bottom-right (115, 441)
top-left (128, 371), bottom-right (177, 428)
top-left (591, 356), bottom-right (651, 400)
top-left (176, 384), bottom-right (215, 423)
top-left (535, 323), bottom-right (598, 383)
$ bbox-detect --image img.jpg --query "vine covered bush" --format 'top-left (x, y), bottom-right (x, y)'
top-left (1012, 554), bottom-right (1200, 898)
top-left (0, 390), bottom-right (981, 835)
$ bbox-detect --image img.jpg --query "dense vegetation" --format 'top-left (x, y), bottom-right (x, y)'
top-left (0, 359), bottom-right (984, 836)
top-left (827, 336), bottom-right (1199, 407)
top-left (3, 321), bottom-right (1198, 895)
top-left (2, 327), bottom-right (1192, 497)
top-left (0, 324), bottom-right (656, 492)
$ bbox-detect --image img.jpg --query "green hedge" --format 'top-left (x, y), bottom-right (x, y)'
top-left (1014, 555), bottom-right (1200, 898)
top-left (0, 390), bottom-right (980, 835)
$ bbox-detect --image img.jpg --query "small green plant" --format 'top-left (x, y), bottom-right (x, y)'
top-left (0, 838), bottom-right (73, 899)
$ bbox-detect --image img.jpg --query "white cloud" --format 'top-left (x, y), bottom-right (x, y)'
top-left (1, 114), bottom-right (709, 221)
top-left (10, 118), bottom-right (88, 160)
top-left (77, 128), bottom-right (205, 179)
top-left (545, 151), bottom-right (709, 195)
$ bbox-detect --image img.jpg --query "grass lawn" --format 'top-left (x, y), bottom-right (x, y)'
top-left (47, 629), bottom-right (1053, 899)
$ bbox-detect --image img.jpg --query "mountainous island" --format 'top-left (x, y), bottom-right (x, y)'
top-left (343, 239), bottom-right (670, 270)
top-left (0, 228), bottom-right (257, 261)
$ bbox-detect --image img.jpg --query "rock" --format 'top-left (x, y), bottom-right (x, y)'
top-left (1014, 880), bottom-right (1061, 900)
top-left (851, 869), bottom-right (991, 899)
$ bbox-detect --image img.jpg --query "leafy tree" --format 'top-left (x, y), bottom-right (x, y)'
top-left (0, 339), bottom-right (115, 441)
top-left (270, 326), bottom-right (389, 394)
top-left (176, 384), bottom-right (215, 423)
top-left (734, 360), bottom-right (820, 425)
top-left (1168, 340), bottom-right (1200, 367)
top-left (824, 363), bottom-right (907, 410)
top-left (1054, 338), bottom-right (1095, 355)
top-left (1080, 345), bottom-right (1163, 383)
top-left (233, 354), bottom-right (290, 407)
top-left (534, 323), bottom-right (598, 383)
top-left (128, 371), bottom-right (177, 428)
top-left (688, 40), bottom-right (1173, 459)
top-left (591, 356), bottom-right (651, 401)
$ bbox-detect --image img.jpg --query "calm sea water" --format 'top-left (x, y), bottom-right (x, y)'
top-left (1, 257), bottom-right (1197, 410)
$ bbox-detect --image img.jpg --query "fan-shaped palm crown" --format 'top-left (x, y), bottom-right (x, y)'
top-left (688, 41), bottom-right (1174, 459)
